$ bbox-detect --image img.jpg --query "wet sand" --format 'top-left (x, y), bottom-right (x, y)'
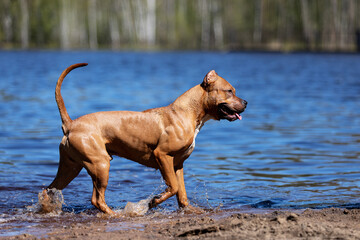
top-left (5, 208), bottom-right (360, 240)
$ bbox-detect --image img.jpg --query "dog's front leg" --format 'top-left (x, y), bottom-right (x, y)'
top-left (149, 151), bottom-right (178, 209)
top-left (175, 168), bottom-right (204, 213)
top-left (175, 167), bottom-right (189, 208)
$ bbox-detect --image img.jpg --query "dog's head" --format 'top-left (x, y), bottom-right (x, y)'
top-left (201, 70), bottom-right (247, 121)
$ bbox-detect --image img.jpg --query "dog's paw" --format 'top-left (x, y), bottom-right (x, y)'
top-left (148, 194), bottom-right (162, 209)
top-left (181, 204), bottom-right (205, 214)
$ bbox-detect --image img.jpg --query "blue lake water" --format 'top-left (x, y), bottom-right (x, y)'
top-left (0, 51), bottom-right (360, 235)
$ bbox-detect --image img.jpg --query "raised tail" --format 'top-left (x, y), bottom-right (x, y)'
top-left (55, 63), bottom-right (88, 134)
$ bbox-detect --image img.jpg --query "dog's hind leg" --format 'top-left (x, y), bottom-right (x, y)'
top-left (68, 133), bottom-right (114, 214)
top-left (83, 158), bottom-right (114, 214)
top-left (48, 144), bottom-right (83, 190)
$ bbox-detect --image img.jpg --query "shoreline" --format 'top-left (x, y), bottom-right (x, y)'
top-left (4, 207), bottom-right (360, 239)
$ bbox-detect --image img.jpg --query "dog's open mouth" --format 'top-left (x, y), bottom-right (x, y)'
top-left (218, 103), bottom-right (244, 121)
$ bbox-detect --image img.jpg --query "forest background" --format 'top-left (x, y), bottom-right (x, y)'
top-left (1, 0), bottom-right (360, 52)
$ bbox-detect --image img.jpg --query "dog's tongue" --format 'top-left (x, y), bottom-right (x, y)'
top-left (235, 113), bottom-right (242, 121)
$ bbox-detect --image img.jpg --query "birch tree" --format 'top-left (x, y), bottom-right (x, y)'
top-left (20, 0), bottom-right (29, 49)
top-left (88, 0), bottom-right (98, 49)
top-left (300, 0), bottom-right (315, 48)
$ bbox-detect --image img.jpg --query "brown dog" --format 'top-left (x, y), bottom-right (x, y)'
top-left (47, 63), bottom-right (247, 214)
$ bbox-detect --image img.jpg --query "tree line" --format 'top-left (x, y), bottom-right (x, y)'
top-left (1, 0), bottom-right (359, 51)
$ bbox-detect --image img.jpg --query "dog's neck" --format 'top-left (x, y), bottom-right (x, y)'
top-left (171, 84), bottom-right (211, 128)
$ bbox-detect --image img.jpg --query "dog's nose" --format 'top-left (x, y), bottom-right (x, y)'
top-left (242, 100), bottom-right (247, 107)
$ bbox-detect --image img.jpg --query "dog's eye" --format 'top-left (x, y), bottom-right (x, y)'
top-left (226, 89), bottom-right (233, 95)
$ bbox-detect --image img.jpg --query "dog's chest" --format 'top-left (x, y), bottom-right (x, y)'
top-left (190, 126), bottom-right (200, 149)
top-left (181, 121), bottom-right (203, 158)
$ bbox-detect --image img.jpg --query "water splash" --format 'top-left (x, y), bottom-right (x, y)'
top-left (189, 181), bottom-right (214, 209)
top-left (118, 179), bottom-right (167, 217)
top-left (122, 198), bottom-right (151, 216)
top-left (27, 188), bottom-right (64, 214)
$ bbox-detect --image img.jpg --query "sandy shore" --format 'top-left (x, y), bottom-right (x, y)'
top-left (6, 208), bottom-right (360, 240)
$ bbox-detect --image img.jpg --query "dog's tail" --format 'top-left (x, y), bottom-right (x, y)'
top-left (55, 63), bottom-right (88, 134)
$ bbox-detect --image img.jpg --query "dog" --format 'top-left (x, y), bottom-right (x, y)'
top-left (46, 63), bottom-right (247, 214)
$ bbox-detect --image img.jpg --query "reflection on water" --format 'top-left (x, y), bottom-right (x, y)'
top-left (0, 51), bottom-right (359, 236)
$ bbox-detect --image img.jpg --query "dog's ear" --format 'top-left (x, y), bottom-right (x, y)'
top-left (201, 70), bottom-right (218, 89)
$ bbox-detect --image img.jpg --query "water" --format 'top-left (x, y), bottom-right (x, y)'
top-left (0, 51), bottom-right (360, 236)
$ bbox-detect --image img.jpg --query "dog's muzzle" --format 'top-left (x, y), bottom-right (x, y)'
top-left (218, 100), bottom-right (247, 121)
